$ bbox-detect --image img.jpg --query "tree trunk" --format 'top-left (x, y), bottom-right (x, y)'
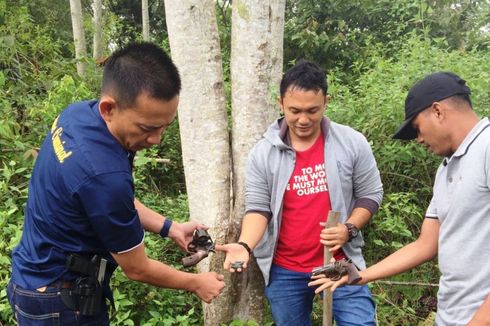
top-left (165, 0), bottom-right (285, 324)
top-left (164, 4), bottom-right (231, 322)
top-left (229, 0), bottom-right (285, 321)
top-left (69, 0), bottom-right (87, 76)
top-left (142, 0), bottom-right (150, 41)
top-left (92, 0), bottom-right (103, 60)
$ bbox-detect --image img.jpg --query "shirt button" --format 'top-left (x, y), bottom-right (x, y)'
top-left (448, 177), bottom-right (453, 183)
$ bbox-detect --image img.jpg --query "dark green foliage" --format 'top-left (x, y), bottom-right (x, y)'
top-left (0, 2), bottom-right (75, 323)
top-left (1, 1), bottom-right (73, 119)
top-left (106, 0), bottom-right (168, 46)
top-left (24, 0), bottom-right (74, 57)
top-left (284, 0), bottom-right (490, 83)
top-left (216, 1), bottom-right (232, 117)
top-left (133, 119), bottom-right (186, 196)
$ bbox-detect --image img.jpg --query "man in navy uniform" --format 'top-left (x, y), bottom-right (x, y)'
top-left (8, 42), bottom-right (225, 325)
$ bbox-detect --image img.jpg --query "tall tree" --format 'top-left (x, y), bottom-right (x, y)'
top-left (164, 2), bottom-right (231, 323)
top-left (69, 0), bottom-right (87, 76)
top-left (142, 0), bottom-right (150, 41)
top-left (165, 0), bottom-right (285, 324)
top-left (92, 0), bottom-right (103, 59)
top-left (228, 0), bottom-right (285, 321)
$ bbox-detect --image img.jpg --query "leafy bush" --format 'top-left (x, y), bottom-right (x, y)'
top-left (0, 3), bottom-right (76, 323)
top-left (284, 0), bottom-right (490, 82)
top-left (133, 119), bottom-right (186, 196)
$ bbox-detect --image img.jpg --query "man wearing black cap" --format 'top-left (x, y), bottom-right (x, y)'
top-left (309, 72), bottom-right (490, 325)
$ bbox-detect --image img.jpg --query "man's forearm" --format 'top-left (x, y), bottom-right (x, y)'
top-left (361, 218), bottom-right (439, 282)
top-left (467, 294), bottom-right (490, 325)
top-left (112, 244), bottom-right (197, 291)
top-left (134, 198), bottom-right (166, 233)
top-left (238, 212), bottom-right (269, 249)
top-left (360, 239), bottom-right (435, 283)
top-left (346, 207), bottom-right (372, 230)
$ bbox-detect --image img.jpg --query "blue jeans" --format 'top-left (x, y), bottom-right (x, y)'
top-left (265, 264), bottom-right (376, 326)
top-left (7, 280), bottom-right (109, 325)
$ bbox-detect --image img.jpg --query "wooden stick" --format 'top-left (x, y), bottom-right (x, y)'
top-left (323, 211), bottom-right (340, 326)
top-left (375, 280), bottom-right (439, 287)
top-left (134, 156), bottom-right (170, 163)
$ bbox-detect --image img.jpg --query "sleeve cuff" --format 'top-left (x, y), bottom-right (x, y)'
top-left (245, 210), bottom-right (272, 220)
top-left (353, 198), bottom-right (379, 215)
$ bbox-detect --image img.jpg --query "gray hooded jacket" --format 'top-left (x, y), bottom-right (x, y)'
top-left (245, 117), bottom-right (383, 285)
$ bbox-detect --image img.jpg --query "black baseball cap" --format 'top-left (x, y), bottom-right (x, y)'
top-left (393, 72), bottom-right (471, 140)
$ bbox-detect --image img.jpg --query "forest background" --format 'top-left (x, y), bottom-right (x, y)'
top-left (1, 0), bottom-right (490, 325)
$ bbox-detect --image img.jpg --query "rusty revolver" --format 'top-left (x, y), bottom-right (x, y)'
top-left (182, 229), bottom-right (215, 267)
top-left (311, 259), bottom-right (362, 284)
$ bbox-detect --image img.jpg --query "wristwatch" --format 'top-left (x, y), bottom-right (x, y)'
top-left (345, 223), bottom-right (359, 242)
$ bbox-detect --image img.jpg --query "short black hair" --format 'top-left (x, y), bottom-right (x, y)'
top-left (448, 93), bottom-right (473, 108)
top-left (101, 42), bottom-right (181, 108)
top-left (280, 60), bottom-right (327, 98)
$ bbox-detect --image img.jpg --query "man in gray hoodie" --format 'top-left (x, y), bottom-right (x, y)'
top-left (216, 60), bottom-right (383, 326)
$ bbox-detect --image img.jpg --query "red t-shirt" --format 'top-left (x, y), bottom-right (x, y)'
top-left (274, 133), bottom-right (345, 272)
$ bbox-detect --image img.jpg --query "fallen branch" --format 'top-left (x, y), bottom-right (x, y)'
top-left (375, 280), bottom-right (438, 287)
top-left (134, 157), bottom-right (170, 164)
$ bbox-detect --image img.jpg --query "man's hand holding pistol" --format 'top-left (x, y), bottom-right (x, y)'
top-left (308, 259), bottom-right (362, 294)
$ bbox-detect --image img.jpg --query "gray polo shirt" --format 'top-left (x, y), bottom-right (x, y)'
top-left (426, 117), bottom-right (490, 325)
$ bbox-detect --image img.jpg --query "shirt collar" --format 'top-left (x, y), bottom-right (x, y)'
top-left (91, 100), bottom-right (134, 164)
top-left (279, 116), bottom-right (331, 147)
top-left (450, 117), bottom-right (490, 160)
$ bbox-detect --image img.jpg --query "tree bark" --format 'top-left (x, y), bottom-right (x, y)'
top-left (92, 0), bottom-right (103, 60)
top-left (165, 2), bottom-right (232, 324)
top-left (69, 0), bottom-right (87, 76)
top-left (142, 0), bottom-right (150, 41)
top-left (164, 7), bottom-right (231, 323)
top-left (165, 0), bottom-right (285, 324)
top-left (229, 0), bottom-right (285, 321)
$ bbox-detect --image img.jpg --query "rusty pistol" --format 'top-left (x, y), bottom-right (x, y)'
top-left (182, 229), bottom-right (215, 267)
top-left (311, 259), bottom-right (362, 285)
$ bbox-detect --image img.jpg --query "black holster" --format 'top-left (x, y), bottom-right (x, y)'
top-left (60, 254), bottom-right (105, 316)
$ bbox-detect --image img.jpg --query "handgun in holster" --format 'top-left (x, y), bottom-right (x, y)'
top-left (311, 258), bottom-right (362, 284)
top-left (60, 254), bottom-right (107, 316)
top-left (182, 229), bottom-right (215, 267)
